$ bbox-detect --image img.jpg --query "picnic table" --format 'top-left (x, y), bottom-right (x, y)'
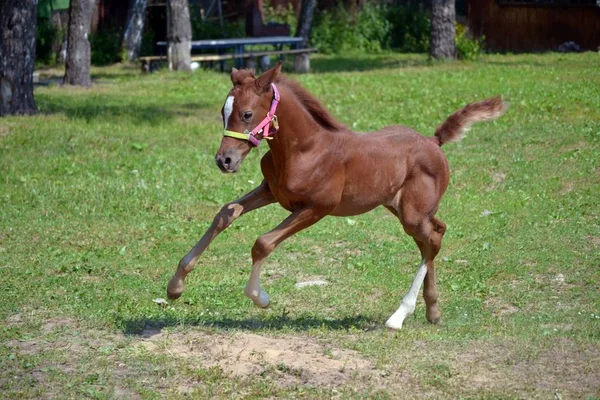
top-left (141, 36), bottom-right (316, 73)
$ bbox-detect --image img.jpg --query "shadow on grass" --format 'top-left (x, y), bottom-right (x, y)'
top-left (308, 54), bottom-right (432, 73)
top-left (118, 314), bottom-right (381, 336)
top-left (483, 60), bottom-right (554, 68)
top-left (36, 96), bottom-right (211, 125)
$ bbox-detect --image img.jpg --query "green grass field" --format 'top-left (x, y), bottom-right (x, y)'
top-left (1, 53), bottom-right (599, 399)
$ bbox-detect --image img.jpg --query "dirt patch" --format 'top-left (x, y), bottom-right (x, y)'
top-left (41, 318), bottom-right (77, 334)
top-left (139, 328), bottom-right (402, 390)
top-left (409, 338), bottom-right (600, 398)
top-left (487, 171), bottom-right (507, 191)
top-left (0, 123), bottom-right (15, 138)
top-left (6, 313), bottom-right (23, 325)
top-left (466, 340), bottom-right (600, 397)
top-left (588, 235), bottom-right (600, 249)
top-left (484, 297), bottom-right (519, 317)
top-left (560, 180), bottom-right (576, 195)
top-left (5, 314), bottom-right (599, 398)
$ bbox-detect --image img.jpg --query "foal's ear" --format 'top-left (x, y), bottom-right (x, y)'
top-left (255, 62), bottom-right (282, 93)
top-left (230, 68), bottom-right (241, 85)
top-left (230, 68), bottom-right (255, 86)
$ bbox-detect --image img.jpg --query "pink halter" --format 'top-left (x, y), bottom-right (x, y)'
top-left (222, 83), bottom-right (280, 147)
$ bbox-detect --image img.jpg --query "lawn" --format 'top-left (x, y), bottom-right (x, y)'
top-left (1, 52), bottom-right (599, 399)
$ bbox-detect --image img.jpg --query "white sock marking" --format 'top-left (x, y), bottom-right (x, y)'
top-left (385, 260), bottom-right (428, 330)
top-left (244, 259), bottom-right (270, 308)
top-left (223, 96), bottom-right (234, 129)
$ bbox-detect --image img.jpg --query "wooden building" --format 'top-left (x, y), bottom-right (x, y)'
top-left (468, 0), bottom-right (600, 52)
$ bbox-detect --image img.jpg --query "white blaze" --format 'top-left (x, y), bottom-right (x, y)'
top-left (223, 96), bottom-right (234, 129)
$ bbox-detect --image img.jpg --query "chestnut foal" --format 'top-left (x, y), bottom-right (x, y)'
top-left (167, 64), bottom-right (506, 329)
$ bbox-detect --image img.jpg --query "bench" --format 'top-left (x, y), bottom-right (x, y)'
top-left (143, 37), bottom-right (317, 73)
top-left (140, 47), bottom-right (317, 73)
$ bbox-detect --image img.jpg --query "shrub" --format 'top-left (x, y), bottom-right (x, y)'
top-left (139, 29), bottom-right (156, 58)
top-left (90, 28), bottom-right (122, 65)
top-left (386, 5), bottom-right (430, 53)
top-left (189, 4), bottom-right (245, 40)
top-left (263, 0), bottom-right (297, 36)
top-left (36, 18), bottom-right (63, 65)
top-left (311, 2), bottom-right (390, 54)
top-left (456, 23), bottom-right (484, 60)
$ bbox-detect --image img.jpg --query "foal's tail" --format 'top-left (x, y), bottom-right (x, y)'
top-left (434, 96), bottom-right (507, 146)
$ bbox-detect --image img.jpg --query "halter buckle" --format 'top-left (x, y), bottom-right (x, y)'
top-left (270, 115), bottom-right (279, 131)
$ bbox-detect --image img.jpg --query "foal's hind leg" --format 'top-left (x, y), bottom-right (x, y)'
top-left (384, 179), bottom-right (447, 329)
top-left (416, 216), bottom-right (446, 324)
top-left (385, 215), bottom-right (446, 329)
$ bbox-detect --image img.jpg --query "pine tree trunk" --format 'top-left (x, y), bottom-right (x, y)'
top-left (167, 0), bottom-right (191, 72)
top-left (0, 0), bottom-right (37, 116)
top-left (64, 0), bottom-right (94, 86)
top-left (123, 0), bottom-right (148, 61)
top-left (296, 0), bottom-right (316, 48)
top-left (430, 0), bottom-right (456, 59)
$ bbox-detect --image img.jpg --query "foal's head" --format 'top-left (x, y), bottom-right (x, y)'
top-left (215, 64), bottom-right (281, 173)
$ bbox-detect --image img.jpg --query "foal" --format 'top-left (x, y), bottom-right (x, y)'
top-left (167, 64), bottom-right (506, 330)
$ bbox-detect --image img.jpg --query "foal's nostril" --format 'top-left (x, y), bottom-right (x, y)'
top-left (224, 157), bottom-right (232, 166)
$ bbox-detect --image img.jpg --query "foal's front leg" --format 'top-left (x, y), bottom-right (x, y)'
top-left (167, 181), bottom-right (275, 300)
top-left (245, 208), bottom-right (327, 307)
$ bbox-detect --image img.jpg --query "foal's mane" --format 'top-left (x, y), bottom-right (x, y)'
top-left (274, 76), bottom-right (345, 132)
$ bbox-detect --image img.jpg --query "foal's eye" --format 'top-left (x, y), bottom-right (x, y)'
top-left (242, 111), bottom-right (253, 121)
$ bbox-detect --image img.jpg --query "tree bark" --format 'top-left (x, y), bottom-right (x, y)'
top-left (167, 0), bottom-right (191, 72)
top-left (429, 0), bottom-right (455, 59)
top-left (0, 0), bottom-right (37, 116)
top-left (296, 0), bottom-right (317, 48)
top-left (123, 0), bottom-right (148, 61)
top-left (64, 0), bottom-right (95, 86)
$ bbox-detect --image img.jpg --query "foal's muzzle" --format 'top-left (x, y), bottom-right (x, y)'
top-left (215, 150), bottom-right (241, 173)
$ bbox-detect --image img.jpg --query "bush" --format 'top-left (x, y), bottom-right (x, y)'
top-left (263, 1), bottom-right (297, 36)
top-left (456, 23), bottom-right (484, 60)
top-left (189, 3), bottom-right (245, 40)
top-left (90, 28), bottom-right (122, 65)
top-left (139, 29), bottom-right (156, 58)
top-left (387, 5), bottom-right (430, 53)
top-left (311, 2), bottom-right (390, 54)
top-left (36, 19), bottom-right (63, 65)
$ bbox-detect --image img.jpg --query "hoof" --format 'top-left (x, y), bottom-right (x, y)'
top-left (260, 301), bottom-right (270, 309)
top-left (427, 316), bottom-right (441, 325)
top-left (249, 289), bottom-right (270, 309)
top-left (167, 276), bottom-right (184, 300)
top-left (167, 289), bottom-right (182, 300)
top-left (384, 320), bottom-right (403, 331)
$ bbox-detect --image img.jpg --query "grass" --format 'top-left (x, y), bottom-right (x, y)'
top-left (1, 52), bottom-right (599, 398)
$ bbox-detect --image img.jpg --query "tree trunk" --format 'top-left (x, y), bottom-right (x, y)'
top-left (429, 0), bottom-right (455, 59)
top-left (123, 0), bottom-right (148, 61)
top-left (64, 0), bottom-right (95, 86)
top-left (296, 0), bottom-right (316, 48)
top-left (0, 0), bottom-right (37, 116)
top-left (167, 0), bottom-right (191, 72)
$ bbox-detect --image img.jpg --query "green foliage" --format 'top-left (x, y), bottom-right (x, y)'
top-left (311, 2), bottom-right (391, 54)
top-left (263, 0), bottom-right (298, 36)
top-left (386, 5), bottom-right (430, 52)
top-left (139, 29), bottom-right (156, 58)
top-left (190, 19), bottom-right (245, 40)
top-left (311, 2), bottom-right (430, 55)
top-left (189, 4), bottom-right (245, 40)
top-left (455, 23), bottom-right (485, 61)
top-left (36, 18), bottom-right (63, 65)
top-left (90, 28), bottom-right (122, 65)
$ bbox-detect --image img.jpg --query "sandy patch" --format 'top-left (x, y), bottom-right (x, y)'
top-left (139, 327), bottom-right (402, 390)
